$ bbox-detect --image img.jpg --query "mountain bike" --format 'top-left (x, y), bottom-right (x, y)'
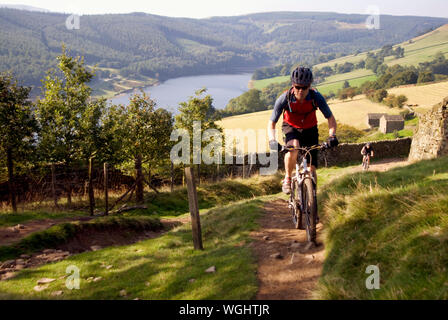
top-left (362, 154), bottom-right (370, 171)
top-left (282, 143), bottom-right (329, 245)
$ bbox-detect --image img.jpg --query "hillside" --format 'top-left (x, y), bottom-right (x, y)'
top-left (253, 23), bottom-right (448, 94)
top-left (314, 23), bottom-right (448, 69)
top-left (1, 8), bottom-right (447, 96)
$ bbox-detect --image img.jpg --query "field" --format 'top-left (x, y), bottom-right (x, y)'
top-left (251, 75), bottom-right (289, 90)
top-left (217, 96), bottom-right (401, 152)
top-left (252, 67), bottom-right (377, 93)
top-left (315, 70), bottom-right (377, 96)
top-left (219, 79), bottom-right (448, 152)
top-left (387, 80), bottom-right (448, 112)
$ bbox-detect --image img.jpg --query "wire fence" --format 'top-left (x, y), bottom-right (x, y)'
top-left (0, 154), bottom-right (278, 212)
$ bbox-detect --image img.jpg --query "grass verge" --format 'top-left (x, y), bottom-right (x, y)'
top-left (0, 197), bottom-right (271, 299)
top-left (0, 217), bottom-right (163, 261)
top-left (316, 156), bottom-right (448, 299)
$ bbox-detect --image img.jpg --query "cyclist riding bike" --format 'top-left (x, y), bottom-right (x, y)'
top-left (361, 143), bottom-right (374, 169)
top-left (267, 66), bottom-right (338, 194)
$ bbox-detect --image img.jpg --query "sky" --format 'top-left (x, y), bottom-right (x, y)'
top-left (1, 0), bottom-right (448, 19)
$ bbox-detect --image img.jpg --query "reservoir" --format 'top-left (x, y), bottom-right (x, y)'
top-left (110, 73), bottom-right (253, 114)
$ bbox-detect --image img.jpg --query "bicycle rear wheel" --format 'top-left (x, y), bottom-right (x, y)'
top-left (290, 179), bottom-right (303, 229)
top-left (302, 178), bottom-right (317, 243)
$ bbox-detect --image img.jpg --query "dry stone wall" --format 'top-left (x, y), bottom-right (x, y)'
top-left (318, 138), bottom-right (412, 167)
top-left (408, 97), bottom-right (448, 162)
top-left (215, 138), bottom-right (412, 177)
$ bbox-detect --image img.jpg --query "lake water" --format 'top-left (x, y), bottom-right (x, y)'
top-left (110, 73), bottom-right (253, 114)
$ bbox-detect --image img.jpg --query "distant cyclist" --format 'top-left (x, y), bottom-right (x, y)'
top-left (268, 66), bottom-right (338, 194)
top-left (361, 143), bottom-right (374, 169)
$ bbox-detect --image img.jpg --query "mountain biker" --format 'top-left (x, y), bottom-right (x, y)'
top-left (268, 66), bottom-right (338, 194)
top-left (361, 143), bottom-right (374, 167)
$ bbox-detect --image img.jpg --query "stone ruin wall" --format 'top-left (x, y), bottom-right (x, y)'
top-left (408, 97), bottom-right (448, 162)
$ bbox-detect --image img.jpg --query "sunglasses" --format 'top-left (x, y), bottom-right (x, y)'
top-left (293, 85), bottom-right (309, 91)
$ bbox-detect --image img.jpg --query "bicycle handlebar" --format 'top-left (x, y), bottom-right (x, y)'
top-left (279, 142), bottom-right (330, 154)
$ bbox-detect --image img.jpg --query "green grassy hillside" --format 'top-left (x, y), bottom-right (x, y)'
top-left (254, 24), bottom-right (448, 91)
top-left (316, 156), bottom-right (448, 299)
top-left (1, 8), bottom-right (447, 96)
top-left (315, 24), bottom-right (448, 69)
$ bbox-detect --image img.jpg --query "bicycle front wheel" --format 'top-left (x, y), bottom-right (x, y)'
top-left (302, 178), bottom-right (317, 243)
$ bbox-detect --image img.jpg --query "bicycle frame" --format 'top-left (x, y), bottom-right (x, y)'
top-left (290, 146), bottom-right (318, 216)
top-left (284, 144), bottom-right (325, 238)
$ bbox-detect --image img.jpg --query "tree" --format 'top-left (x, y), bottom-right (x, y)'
top-left (175, 88), bottom-right (222, 183)
top-left (417, 71), bottom-right (435, 83)
top-left (372, 89), bottom-right (388, 103)
top-left (0, 73), bottom-right (38, 212)
top-left (116, 91), bottom-right (174, 203)
top-left (223, 89), bottom-right (266, 116)
top-left (36, 46), bottom-right (100, 208)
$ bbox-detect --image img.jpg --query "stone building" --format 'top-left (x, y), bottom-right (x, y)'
top-left (367, 113), bottom-right (387, 128)
top-left (379, 115), bottom-right (405, 133)
top-left (408, 97), bottom-right (448, 161)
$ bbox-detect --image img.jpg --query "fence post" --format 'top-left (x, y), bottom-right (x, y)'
top-left (170, 162), bottom-right (174, 193)
top-left (88, 158), bottom-right (95, 216)
top-left (51, 163), bottom-right (59, 208)
top-left (242, 157), bottom-right (245, 179)
top-left (184, 167), bottom-right (203, 250)
top-left (104, 162), bottom-right (109, 216)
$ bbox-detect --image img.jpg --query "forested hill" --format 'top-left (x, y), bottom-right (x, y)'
top-left (1, 8), bottom-right (447, 95)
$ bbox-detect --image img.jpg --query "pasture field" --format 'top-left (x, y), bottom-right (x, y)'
top-left (217, 96), bottom-right (401, 152)
top-left (253, 68), bottom-right (377, 92)
top-left (387, 80), bottom-right (448, 112)
top-left (252, 75), bottom-right (289, 90)
top-left (219, 79), bottom-right (448, 152)
top-left (315, 73), bottom-right (377, 96)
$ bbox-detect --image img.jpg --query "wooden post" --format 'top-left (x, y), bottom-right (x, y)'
top-left (88, 158), bottom-right (95, 216)
top-left (184, 167), bottom-right (203, 250)
top-left (197, 164), bottom-right (200, 186)
top-left (104, 162), bottom-right (109, 216)
top-left (135, 154), bottom-right (144, 203)
top-left (6, 148), bottom-right (17, 213)
top-left (51, 163), bottom-right (58, 208)
top-left (170, 162), bottom-right (174, 193)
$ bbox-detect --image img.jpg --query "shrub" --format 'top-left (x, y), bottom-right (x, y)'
top-left (383, 94), bottom-right (408, 108)
top-left (373, 89), bottom-right (388, 103)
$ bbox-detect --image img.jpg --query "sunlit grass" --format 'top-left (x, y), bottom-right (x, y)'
top-left (315, 156), bottom-right (448, 299)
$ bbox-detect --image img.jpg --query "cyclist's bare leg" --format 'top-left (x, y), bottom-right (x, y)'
top-left (284, 139), bottom-right (299, 179)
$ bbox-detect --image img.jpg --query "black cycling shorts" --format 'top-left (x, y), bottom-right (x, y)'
top-left (282, 122), bottom-right (319, 168)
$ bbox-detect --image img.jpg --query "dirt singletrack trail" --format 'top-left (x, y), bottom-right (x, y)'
top-left (251, 158), bottom-right (408, 300)
top-left (251, 199), bottom-right (325, 300)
